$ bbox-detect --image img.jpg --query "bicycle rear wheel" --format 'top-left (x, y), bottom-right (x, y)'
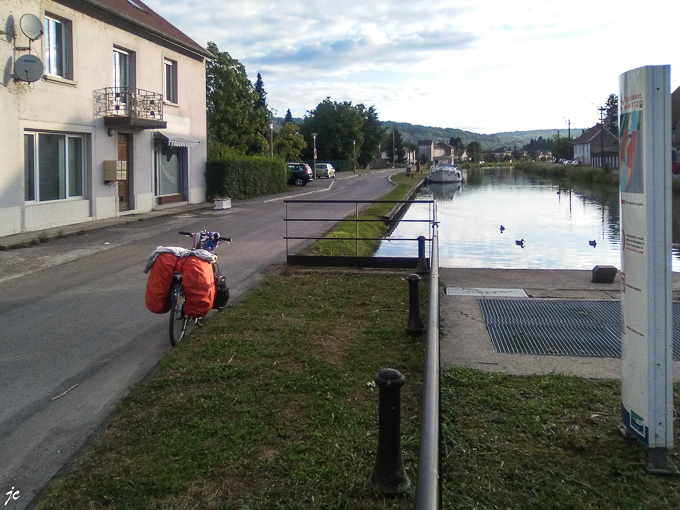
top-left (169, 280), bottom-right (188, 347)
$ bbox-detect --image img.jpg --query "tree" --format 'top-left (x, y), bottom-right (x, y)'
top-left (274, 122), bottom-right (306, 161)
top-left (284, 109), bottom-right (294, 124)
top-left (254, 73), bottom-right (268, 113)
top-left (384, 128), bottom-right (405, 164)
top-left (300, 98), bottom-right (365, 163)
top-left (449, 136), bottom-right (464, 149)
top-left (206, 42), bottom-right (267, 156)
top-left (466, 141), bottom-right (483, 161)
top-left (358, 105), bottom-right (386, 167)
top-left (603, 94), bottom-right (619, 136)
top-left (552, 136), bottom-right (573, 159)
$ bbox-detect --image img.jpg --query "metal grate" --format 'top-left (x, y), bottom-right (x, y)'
top-left (479, 299), bottom-right (680, 359)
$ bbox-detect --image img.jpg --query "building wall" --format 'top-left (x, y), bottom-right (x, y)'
top-left (0, 0), bottom-right (207, 237)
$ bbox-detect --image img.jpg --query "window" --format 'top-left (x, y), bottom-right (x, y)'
top-left (164, 59), bottom-right (178, 103)
top-left (44, 15), bottom-right (72, 78)
top-left (113, 48), bottom-right (130, 89)
top-left (154, 143), bottom-right (184, 197)
top-left (24, 132), bottom-right (84, 202)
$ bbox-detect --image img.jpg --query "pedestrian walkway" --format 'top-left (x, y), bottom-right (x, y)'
top-left (439, 268), bottom-right (680, 380)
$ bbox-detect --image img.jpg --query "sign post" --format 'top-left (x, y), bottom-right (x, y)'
top-left (619, 65), bottom-right (675, 473)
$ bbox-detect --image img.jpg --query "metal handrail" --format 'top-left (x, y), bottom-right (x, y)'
top-left (284, 199), bottom-right (435, 257)
top-left (94, 86), bottom-right (164, 120)
top-left (415, 205), bottom-right (440, 510)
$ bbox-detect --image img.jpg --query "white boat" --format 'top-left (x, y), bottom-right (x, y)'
top-left (427, 164), bottom-right (463, 183)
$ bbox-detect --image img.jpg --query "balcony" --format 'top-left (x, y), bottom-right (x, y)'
top-left (94, 87), bottom-right (167, 129)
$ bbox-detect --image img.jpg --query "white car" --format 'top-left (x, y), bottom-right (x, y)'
top-left (316, 163), bottom-right (336, 178)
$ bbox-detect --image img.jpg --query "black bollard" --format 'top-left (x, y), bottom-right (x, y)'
top-left (405, 274), bottom-right (425, 337)
top-left (371, 369), bottom-right (410, 495)
top-left (415, 236), bottom-right (429, 275)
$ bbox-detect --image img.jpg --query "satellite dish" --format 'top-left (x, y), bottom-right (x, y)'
top-left (20, 13), bottom-right (44, 41)
top-left (15, 54), bottom-right (44, 83)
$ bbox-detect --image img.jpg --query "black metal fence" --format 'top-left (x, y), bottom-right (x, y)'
top-left (284, 199), bottom-right (435, 268)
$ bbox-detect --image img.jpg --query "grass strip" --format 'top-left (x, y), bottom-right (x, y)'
top-left (36, 271), bottom-right (426, 509)
top-left (301, 172), bottom-right (423, 257)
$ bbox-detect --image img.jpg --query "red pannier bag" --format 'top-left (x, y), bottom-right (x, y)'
top-left (145, 252), bottom-right (183, 314)
top-left (182, 254), bottom-right (215, 318)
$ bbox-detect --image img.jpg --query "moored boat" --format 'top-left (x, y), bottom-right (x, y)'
top-left (427, 164), bottom-right (463, 183)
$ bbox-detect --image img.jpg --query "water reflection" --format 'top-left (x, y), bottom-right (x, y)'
top-left (376, 167), bottom-right (680, 271)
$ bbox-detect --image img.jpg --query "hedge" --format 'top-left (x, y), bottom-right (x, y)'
top-left (206, 156), bottom-right (288, 199)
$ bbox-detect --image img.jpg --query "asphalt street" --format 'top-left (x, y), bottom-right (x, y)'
top-left (0, 169), bottom-right (403, 509)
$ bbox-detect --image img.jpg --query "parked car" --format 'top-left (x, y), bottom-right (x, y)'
top-left (672, 162), bottom-right (680, 174)
top-left (316, 163), bottom-right (336, 178)
top-left (287, 162), bottom-right (314, 186)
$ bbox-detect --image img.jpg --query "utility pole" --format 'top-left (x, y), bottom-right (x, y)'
top-left (392, 130), bottom-right (396, 169)
top-left (598, 107), bottom-right (606, 168)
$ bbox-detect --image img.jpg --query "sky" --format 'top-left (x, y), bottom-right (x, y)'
top-left (146, 0), bottom-right (679, 135)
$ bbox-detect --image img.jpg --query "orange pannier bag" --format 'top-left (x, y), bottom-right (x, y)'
top-left (145, 252), bottom-right (183, 314)
top-left (182, 254), bottom-right (215, 318)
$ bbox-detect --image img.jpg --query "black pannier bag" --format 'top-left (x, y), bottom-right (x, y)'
top-left (212, 263), bottom-right (230, 310)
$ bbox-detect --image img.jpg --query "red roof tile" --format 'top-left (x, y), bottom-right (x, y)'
top-left (77, 0), bottom-right (212, 58)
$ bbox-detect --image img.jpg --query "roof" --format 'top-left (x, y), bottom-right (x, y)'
top-left (572, 124), bottom-right (617, 151)
top-left (418, 139), bottom-right (433, 145)
top-left (72, 0), bottom-right (212, 59)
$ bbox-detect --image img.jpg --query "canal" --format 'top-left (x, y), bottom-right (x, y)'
top-left (376, 167), bottom-right (680, 271)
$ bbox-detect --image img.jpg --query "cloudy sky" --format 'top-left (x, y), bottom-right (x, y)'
top-left (146, 0), bottom-right (679, 135)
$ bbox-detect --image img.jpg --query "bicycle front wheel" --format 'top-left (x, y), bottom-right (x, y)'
top-left (169, 280), bottom-right (188, 347)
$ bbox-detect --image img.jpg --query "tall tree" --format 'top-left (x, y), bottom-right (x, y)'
top-left (274, 122), bottom-right (307, 161)
top-left (449, 136), bottom-right (464, 149)
top-left (254, 72), bottom-right (268, 113)
top-left (466, 141), bottom-right (483, 161)
top-left (604, 93), bottom-right (619, 136)
top-left (357, 105), bottom-right (386, 167)
top-left (301, 98), bottom-right (365, 163)
top-left (206, 42), bottom-right (267, 156)
top-left (284, 109), bottom-right (294, 124)
top-left (384, 128), bottom-right (405, 163)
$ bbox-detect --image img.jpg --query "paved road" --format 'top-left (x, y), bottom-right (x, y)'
top-left (0, 169), bottom-right (403, 509)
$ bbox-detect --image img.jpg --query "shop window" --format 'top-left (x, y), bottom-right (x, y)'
top-left (24, 132), bottom-right (84, 202)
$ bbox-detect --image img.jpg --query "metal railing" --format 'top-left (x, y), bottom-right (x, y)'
top-left (415, 217), bottom-right (440, 509)
top-left (284, 199), bottom-right (435, 266)
top-left (94, 87), bottom-right (164, 120)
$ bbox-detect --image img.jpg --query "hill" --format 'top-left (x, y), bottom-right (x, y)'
top-left (278, 117), bottom-right (576, 150)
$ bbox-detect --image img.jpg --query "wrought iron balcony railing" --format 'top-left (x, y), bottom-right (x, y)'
top-left (94, 87), bottom-right (164, 123)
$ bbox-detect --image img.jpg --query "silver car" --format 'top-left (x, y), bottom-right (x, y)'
top-left (316, 163), bottom-right (336, 178)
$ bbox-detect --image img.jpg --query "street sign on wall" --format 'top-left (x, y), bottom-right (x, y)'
top-left (619, 65), bottom-right (672, 449)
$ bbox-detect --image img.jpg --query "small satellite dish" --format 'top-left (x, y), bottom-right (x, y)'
top-left (20, 13), bottom-right (44, 41)
top-left (15, 54), bottom-right (44, 83)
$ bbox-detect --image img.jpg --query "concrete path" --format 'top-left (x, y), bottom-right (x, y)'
top-left (439, 268), bottom-right (680, 380)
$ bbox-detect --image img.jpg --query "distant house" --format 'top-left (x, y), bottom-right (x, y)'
top-left (418, 139), bottom-right (434, 162)
top-left (572, 125), bottom-right (619, 169)
top-left (672, 86), bottom-right (680, 166)
top-left (1, 0), bottom-right (212, 237)
top-left (433, 141), bottom-right (455, 164)
top-left (455, 148), bottom-right (469, 162)
top-left (403, 147), bottom-right (416, 165)
top-left (491, 147), bottom-right (513, 161)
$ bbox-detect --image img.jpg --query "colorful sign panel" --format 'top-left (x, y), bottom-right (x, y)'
top-left (619, 65), bottom-right (672, 448)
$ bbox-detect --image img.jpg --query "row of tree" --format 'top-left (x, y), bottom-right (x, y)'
top-left (206, 42), bottom-right (403, 166)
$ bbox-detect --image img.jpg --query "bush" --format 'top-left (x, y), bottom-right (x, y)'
top-left (205, 156), bottom-right (288, 199)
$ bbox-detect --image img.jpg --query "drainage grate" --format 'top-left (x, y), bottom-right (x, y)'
top-left (479, 300), bottom-right (680, 359)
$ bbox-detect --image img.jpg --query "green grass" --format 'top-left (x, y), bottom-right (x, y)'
top-left (302, 172), bottom-right (423, 257)
top-left (34, 271), bottom-right (680, 509)
top-left (36, 271), bottom-right (426, 509)
top-left (516, 162), bottom-right (620, 187)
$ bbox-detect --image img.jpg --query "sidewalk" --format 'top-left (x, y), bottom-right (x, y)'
top-left (439, 268), bottom-right (680, 380)
top-left (0, 202), bottom-right (214, 250)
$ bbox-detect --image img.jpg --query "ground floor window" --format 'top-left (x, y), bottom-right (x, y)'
top-left (24, 132), bottom-right (84, 202)
top-left (154, 143), bottom-right (185, 198)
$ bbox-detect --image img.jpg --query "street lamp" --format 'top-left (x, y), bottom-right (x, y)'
top-left (312, 132), bottom-right (317, 179)
top-left (353, 140), bottom-right (356, 173)
top-left (268, 120), bottom-right (274, 158)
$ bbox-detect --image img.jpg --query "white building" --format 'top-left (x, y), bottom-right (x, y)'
top-left (1, 0), bottom-right (212, 237)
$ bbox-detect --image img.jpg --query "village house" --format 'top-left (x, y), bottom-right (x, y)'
top-left (572, 124), bottom-right (619, 169)
top-left (1, 0), bottom-right (212, 237)
top-left (417, 139), bottom-right (434, 162)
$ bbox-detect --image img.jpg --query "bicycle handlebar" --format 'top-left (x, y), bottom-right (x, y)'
top-left (178, 231), bottom-right (193, 236)
top-left (219, 237), bottom-right (232, 242)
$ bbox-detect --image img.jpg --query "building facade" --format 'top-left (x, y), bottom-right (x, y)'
top-left (1, 0), bottom-right (212, 237)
